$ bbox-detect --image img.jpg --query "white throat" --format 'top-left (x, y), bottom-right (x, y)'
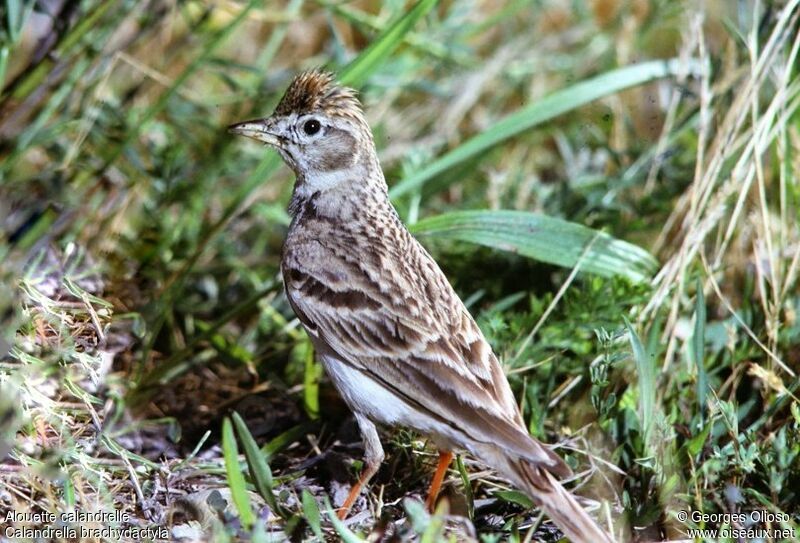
top-left (294, 168), bottom-right (353, 200)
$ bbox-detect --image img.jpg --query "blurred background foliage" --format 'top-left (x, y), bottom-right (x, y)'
top-left (1, 0), bottom-right (799, 541)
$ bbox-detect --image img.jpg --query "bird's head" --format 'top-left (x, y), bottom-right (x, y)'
top-left (229, 70), bottom-right (378, 193)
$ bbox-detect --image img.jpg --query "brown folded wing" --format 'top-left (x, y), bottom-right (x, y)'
top-left (282, 232), bottom-right (569, 476)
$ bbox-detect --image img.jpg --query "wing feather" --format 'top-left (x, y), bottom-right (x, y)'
top-left (282, 232), bottom-right (568, 474)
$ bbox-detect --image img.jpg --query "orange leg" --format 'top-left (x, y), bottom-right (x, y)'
top-left (338, 465), bottom-right (378, 520)
top-left (337, 415), bottom-right (384, 520)
top-left (425, 450), bottom-right (454, 512)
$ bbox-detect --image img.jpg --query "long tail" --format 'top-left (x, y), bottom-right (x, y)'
top-left (506, 459), bottom-right (614, 543)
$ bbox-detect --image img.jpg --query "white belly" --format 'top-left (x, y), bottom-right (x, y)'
top-left (319, 354), bottom-right (463, 451)
top-left (320, 354), bottom-right (417, 426)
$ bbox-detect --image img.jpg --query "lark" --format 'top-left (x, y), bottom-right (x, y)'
top-left (229, 70), bottom-right (613, 543)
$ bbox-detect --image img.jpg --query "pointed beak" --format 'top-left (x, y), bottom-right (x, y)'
top-left (228, 118), bottom-right (282, 147)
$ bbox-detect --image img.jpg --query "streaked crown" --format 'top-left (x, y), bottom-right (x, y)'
top-left (274, 70), bottom-right (364, 121)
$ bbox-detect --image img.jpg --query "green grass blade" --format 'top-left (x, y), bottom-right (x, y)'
top-left (403, 498), bottom-right (432, 533)
top-left (222, 417), bottom-right (255, 528)
top-left (62, 474), bottom-right (75, 508)
top-left (303, 339), bottom-right (320, 419)
top-left (493, 490), bottom-right (534, 508)
top-left (325, 498), bottom-right (365, 542)
top-left (389, 58), bottom-right (701, 199)
top-left (261, 422), bottom-right (317, 459)
top-left (232, 411), bottom-right (282, 517)
top-left (338, 0), bottom-right (438, 87)
top-left (693, 277), bottom-right (709, 423)
top-left (455, 455), bottom-right (473, 520)
top-left (0, 46), bottom-right (8, 90)
top-left (172, 430), bottom-right (211, 471)
top-left (624, 317), bottom-right (655, 443)
top-left (420, 513), bottom-right (446, 542)
top-left (409, 209), bottom-right (657, 282)
top-left (302, 489), bottom-right (324, 540)
top-left (324, 1), bottom-right (469, 65)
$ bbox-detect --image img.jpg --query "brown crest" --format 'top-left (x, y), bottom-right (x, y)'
top-left (274, 69), bottom-right (363, 119)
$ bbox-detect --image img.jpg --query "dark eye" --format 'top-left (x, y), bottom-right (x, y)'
top-left (303, 119), bottom-right (321, 135)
